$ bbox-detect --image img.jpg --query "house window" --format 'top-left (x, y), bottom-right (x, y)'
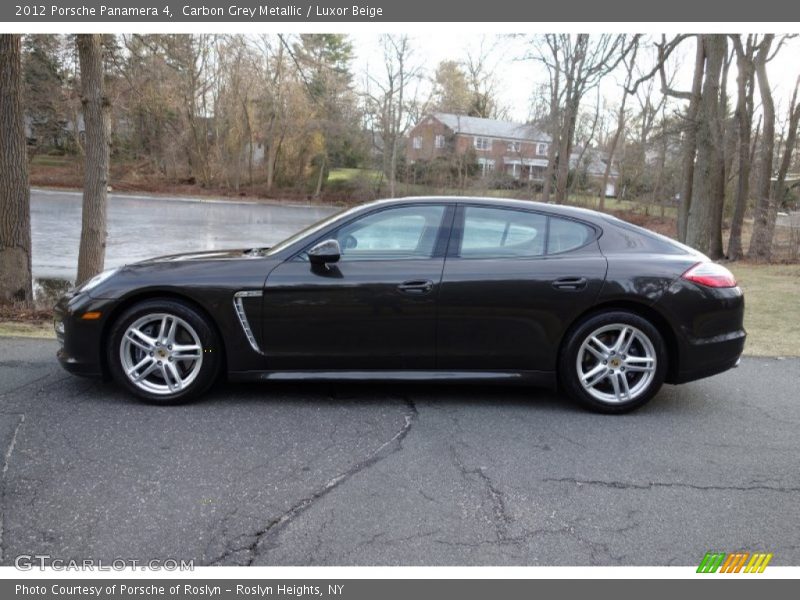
top-left (536, 143), bottom-right (549, 156)
top-left (474, 137), bottom-right (492, 151)
top-left (477, 157), bottom-right (495, 177)
top-left (434, 134), bottom-right (445, 149)
top-left (412, 136), bottom-right (422, 149)
top-left (507, 141), bottom-right (521, 153)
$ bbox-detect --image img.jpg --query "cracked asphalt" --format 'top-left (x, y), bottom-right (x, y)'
top-left (0, 337), bottom-right (799, 566)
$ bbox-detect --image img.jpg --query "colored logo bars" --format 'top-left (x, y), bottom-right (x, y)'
top-left (697, 552), bottom-right (773, 573)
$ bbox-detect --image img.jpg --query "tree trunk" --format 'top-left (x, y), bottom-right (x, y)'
top-left (728, 37), bottom-right (755, 260)
top-left (748, 36), bottom-right (776, 262)
top-left (677, 38), bottom-right (706, 243)
top-left (600, 99), bottom-right (627, 211)
top-left (76, 34), bottom-right (111, 285)
top-left (765, 78), bottom-right (800, 259)
top-left (686, 34), bottom-right (727, 259)
top-left (0, 34), bottom-right (33, 307)
top-left (554, 98), bottom-right (579, 204)
top-left (541, 70), bottom-right (560, 203)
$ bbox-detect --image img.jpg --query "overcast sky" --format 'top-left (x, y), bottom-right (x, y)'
top-left (350, 33), bottom-right (800, 125)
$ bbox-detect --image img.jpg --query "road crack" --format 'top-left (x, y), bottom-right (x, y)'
top-left (449, 445), bottom-right (513, 542)
top-left (0, 413), bottom-right (25, 564)
top-left (206, 398), bottom-right (418, 566)
top-left (544, 477), bottom-right (800, 493)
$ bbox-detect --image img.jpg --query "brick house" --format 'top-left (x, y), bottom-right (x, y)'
top-left (406, 112), bottom-right (552, 182)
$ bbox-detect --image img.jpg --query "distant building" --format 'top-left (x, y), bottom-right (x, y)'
top-left (406, 112), bottom-right (552, 181)
top-left (569, 147), bottom-right (619, 197)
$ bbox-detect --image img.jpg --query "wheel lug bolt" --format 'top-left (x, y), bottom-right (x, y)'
top-left (168, 357), bottom-right (173, 362)
top-left (602, 360), bottom-right (607, 365)
top-left (157, 361), bottom-right (162, 365)
top-left (168, 345), bottom-right (172, 350)
top-left (149, 352), bottom-right (154, 357)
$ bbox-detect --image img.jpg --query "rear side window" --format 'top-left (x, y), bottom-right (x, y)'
top-left (547, 217), bottom-right (593, 254)
top-left (460, 207), bottom-right (546, 258)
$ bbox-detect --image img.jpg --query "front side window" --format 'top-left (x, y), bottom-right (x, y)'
top-left (537, 143), bottom-right (549, 155)
top-left (332, 205), bottom-right (446, 261)
top-left (434, 134), bottom-right (445, 148)
top-left (412, 136), bottom-right (422, 149)
top-left (459, 207), bottom-right (546, 258)
top-left (474, 137), bottom-right (491, 150)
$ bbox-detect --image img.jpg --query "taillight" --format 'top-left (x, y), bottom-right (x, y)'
top-left (681, 262), bottom-right (737, 288)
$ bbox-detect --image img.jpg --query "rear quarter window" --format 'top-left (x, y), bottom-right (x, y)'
top-left (547, 217), bottom-right (594, 254)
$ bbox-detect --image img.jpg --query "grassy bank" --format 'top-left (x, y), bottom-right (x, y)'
top-left (729, 263), bottom-right (800, 357)
top-left (0, 321), bottom-right (55, 339)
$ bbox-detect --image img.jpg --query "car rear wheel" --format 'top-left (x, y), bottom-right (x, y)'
top-left (559, 311), bottom-right (667, 413)
top-left (108, 299), bottom-right (221, 404)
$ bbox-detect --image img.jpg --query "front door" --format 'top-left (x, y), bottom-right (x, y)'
top-left (262, 204), bottom-right (453, 370)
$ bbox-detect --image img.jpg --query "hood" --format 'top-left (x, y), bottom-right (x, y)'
top-left (136, 247), bottom-right (270, 264)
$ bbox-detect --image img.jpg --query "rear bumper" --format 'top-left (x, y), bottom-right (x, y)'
top-left (655, 279), bottom-right (746, 385)
top-left (668, 329), bottom-right (746, 384)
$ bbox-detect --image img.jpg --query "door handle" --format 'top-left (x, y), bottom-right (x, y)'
top-left (398, 279), bottom-right (434, 295)
top-left (552, 277), bottom-right (588, 291)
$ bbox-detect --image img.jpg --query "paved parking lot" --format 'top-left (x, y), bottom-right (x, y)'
top-left (0, 337), bottom-right (798, 566)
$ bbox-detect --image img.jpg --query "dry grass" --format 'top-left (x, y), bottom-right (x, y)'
top-left (0, 305), bottom-right (56, 339)
top-left (0, 321), bottom-right (55, 339)
top-left (729, 263), bottom-right (800, 357)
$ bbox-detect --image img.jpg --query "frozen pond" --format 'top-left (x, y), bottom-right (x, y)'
top-left (31, 189), bottom-right (337, 282)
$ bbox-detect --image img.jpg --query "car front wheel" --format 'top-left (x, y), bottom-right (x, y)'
top-left (559, 311), bottom-right (667, 413)
top-left (108, 299), bottom-right (221, 404)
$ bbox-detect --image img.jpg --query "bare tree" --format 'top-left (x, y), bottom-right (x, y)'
top-left (763, 77), bottom-right (800, 259)
top-left (364, 35), bottom-right (422, 198)
top-left (684, 35), bottom-right (727, 259)
top-left (748, 35), bottom-right (777, 262)
top-left (0, 34), bottom-right (33, 307)
top-left (659, 36), bottom-right (705, 243)
top-left (531, 34), bottom-right (636, 204)
top-left (599, 40), bottom-right (640, 209)
top-left (76, 34), bottom-right (111, 284)
top-left (728, 35), bottom-right (757, 260)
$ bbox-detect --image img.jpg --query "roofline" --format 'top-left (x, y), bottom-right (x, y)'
top-left (420, 113), bottom-right (551, 144)
top-left (361, 195), bottom-right (612, 224)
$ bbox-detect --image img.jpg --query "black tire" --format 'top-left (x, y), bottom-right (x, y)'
top-left (107, 298), bottom-right (221, 404)
top-left (558, 310), bottom-right (667, 414)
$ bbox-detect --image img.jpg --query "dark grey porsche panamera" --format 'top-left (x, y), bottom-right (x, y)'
top-left (54, 197), bottom-right (745, 413)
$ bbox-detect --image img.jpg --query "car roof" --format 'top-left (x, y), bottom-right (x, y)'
top-left (360, 195), bottom-right (610, 224)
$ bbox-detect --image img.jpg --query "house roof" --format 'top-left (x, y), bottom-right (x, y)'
top-left (431, 113), bottom-right (551, 143)
top-left (570, 148), bottom-right (619, 178)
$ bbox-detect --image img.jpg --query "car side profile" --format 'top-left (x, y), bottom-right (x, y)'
top-left (54, 197), bottom-right (745, 413)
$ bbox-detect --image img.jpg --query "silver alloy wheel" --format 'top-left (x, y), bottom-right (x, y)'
top-left (119, 313), bottom-right (203, 396)
top-left (576, 323), bottom-right (657, 404)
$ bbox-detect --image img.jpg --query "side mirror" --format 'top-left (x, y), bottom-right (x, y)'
top-left (308, 239), bottom-right (341, 265)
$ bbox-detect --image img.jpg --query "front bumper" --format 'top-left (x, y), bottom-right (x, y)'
top-left (53, 292), bottom-right (115, 379)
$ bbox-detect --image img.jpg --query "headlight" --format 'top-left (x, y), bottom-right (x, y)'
top-left (76, 268), bottom-right (119, 294)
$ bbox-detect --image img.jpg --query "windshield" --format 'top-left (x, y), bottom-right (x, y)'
top-left (265, 205), bottom-right (359, 256)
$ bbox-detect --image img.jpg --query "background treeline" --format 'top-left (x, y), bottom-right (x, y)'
top-left (2, 33), bottom-right (800, 307)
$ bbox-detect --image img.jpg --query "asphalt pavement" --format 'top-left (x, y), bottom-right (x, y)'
top-left (1, 337), bottom-right (798, 566)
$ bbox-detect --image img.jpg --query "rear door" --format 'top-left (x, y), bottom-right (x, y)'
top-left (436, 204), bottom-right (607, 372)
top-left (261, 203), bottom-right (454, 370)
